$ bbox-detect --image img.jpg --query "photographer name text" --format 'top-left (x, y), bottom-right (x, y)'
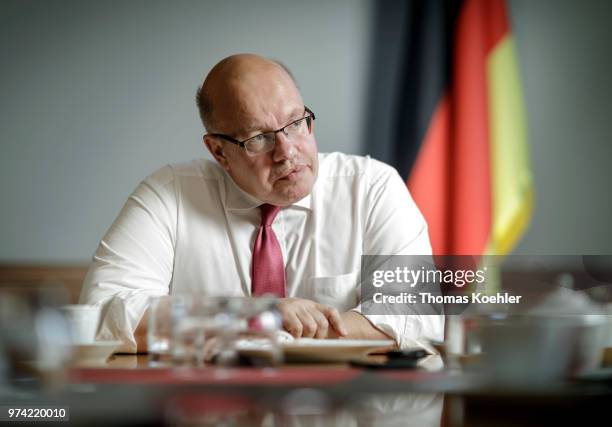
top-left (372, 292), bottom-right (522, 304)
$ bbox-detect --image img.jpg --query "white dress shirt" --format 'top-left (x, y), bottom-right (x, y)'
top-left (80, 152), bottom-right (444, 352)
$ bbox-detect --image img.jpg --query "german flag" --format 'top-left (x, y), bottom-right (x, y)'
top-left (393, 0), bottom-right (533, 256)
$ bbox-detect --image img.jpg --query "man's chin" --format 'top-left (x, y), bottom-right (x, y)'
top-left (272, 181), bottom-right (313, 206)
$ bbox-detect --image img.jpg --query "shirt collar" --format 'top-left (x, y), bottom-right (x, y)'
top-left (222, 169), bottom-right (313, 212)
top-left (292, 193), bottom-right (312, 210)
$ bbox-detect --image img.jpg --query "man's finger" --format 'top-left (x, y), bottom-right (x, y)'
top-left (283, 311), bottom-right (303, 338)
top-left (296, 310), bottom-right (318, 338)
top-left (203, 336), bottom-right (220, 362)
top-left (311, 310), bottom-right (329, 339)
top-left (322, 306), bottom-right (347, 336)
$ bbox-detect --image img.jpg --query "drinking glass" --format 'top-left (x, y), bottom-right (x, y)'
top-left (172, 295), bottom-right (283, 367)
top-left (147, 295), bottom-right (174, 365)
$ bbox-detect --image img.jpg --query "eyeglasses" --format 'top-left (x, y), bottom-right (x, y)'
top-left (209, 107), bottom-right (315, 156)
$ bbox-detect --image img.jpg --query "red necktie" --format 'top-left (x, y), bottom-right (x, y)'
top-left (251, 204), bottom-right (286, 297)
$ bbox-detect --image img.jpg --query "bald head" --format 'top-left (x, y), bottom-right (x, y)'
top-left (196, 54), bottom-right (300, 133)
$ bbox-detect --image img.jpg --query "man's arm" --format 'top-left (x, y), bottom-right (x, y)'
top-left (134, 310), bottom-right (148, 353)
top-left (80, 166), bottom-right (176, 353)
top-left (358, 160), bottom-right (444, 349)
top-left (332, 311), bottom-right (397, 343)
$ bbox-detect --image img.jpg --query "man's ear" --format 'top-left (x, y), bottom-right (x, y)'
top-left (204, 135), bottom-right (230, 171)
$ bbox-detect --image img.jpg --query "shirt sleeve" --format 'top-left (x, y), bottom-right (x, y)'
top-left (353, 159), bottom-right (444, 352)
top-left (79, 166), bottom-right (177, 352)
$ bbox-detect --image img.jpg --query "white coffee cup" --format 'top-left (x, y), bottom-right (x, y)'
top-left (60, 304), bottom-right (101, 344)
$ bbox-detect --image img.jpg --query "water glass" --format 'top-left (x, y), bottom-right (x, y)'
top-left (147, 295), bottom-right (174, 365)
top-left (172, 296), bottom-right (283, 367)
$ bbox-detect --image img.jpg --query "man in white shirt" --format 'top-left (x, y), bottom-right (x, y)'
top-left (80, 54), bottom-right (443, 353)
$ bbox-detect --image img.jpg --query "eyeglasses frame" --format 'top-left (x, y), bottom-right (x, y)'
top-left (208, 106), bottom-right (315, 154)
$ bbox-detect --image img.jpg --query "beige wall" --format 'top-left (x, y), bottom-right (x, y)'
top-left (1, 0), bottom-right (610, 261)
top-left (0, 0), bottom-right (373, 261)
top-left (510, 0), bottom-right (612, 254)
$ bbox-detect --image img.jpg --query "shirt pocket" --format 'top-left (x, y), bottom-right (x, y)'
top-left (309, 271), bottom-right (360, 312)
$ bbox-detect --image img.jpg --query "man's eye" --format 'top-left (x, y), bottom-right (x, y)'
top-left (246, 134), bottom-right (267, 152)
top-left (291, 119), bottom-right (304, 130)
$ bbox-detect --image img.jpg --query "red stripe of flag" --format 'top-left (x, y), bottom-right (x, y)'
top-left (408, 0), bottom-right (512, 256)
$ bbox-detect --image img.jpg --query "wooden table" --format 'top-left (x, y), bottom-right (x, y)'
top-left (58, 352), bottom-right (612, 427)
top-left (3, 353), bottom-right (611, 427)
top-left (71, 353), bottom-right (447, 390)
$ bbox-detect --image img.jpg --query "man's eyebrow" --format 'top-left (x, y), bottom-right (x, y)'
top-left (285, 107), bottom-right (304, 122)
top-left (236, 107), bottom-right (304, 137)
top-left (236, 123), bottom-right (259, 136)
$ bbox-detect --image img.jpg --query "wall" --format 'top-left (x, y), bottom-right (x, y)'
top-left (0, 0), bottom-right (373, 261)
top-left (1, 0), bottom-right (610, 262)
top-left (510, 0), bottom-right (612, 254)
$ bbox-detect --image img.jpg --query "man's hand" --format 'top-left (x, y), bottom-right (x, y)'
top-left (278, 297), bottom-right (348, 339)
top-left (329, 311), bottom-right (397, 346)
top-left (134, 309), bottom-right (148, 353)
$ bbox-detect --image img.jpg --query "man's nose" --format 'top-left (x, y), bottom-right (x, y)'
top-left (272, 131), bottom-right (296, 162)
